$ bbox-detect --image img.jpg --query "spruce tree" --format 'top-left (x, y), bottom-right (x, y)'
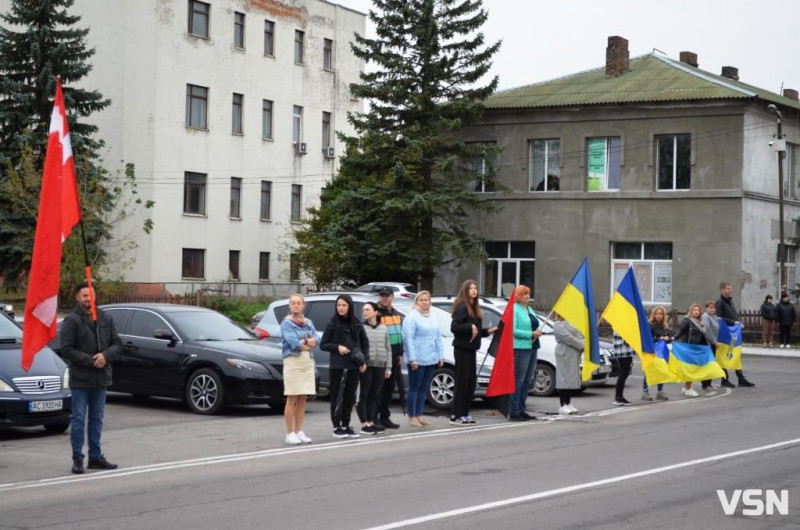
top-left (294, 0), bottom-right (500, 290)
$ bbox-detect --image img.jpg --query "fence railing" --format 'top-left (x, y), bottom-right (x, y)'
top-left (90, 281), bottom-right (312, 306)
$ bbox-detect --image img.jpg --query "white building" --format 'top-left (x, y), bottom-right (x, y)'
top-left (5, 0), bottom-right (365, 289)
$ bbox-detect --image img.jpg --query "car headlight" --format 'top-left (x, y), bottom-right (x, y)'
top-left (63, 367), bottom-right (70, 389)
top-left (2, 304), bottom-right (12, 313)
top-left (226, 358), bottom-right (268, 373)
top-left (0, 378), bottom-right (14, 392)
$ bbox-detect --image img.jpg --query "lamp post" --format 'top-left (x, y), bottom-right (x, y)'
top-left (768, 104), bottom-right (786, 291)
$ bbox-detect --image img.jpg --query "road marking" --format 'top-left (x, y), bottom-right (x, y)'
top-left (362, 437), bottom-right (800, 530)
top-left (0, 389), bottom-right (730, 493)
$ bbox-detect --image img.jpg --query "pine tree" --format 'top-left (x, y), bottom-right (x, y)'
top-left (294, 0), bottom-right (501, 290)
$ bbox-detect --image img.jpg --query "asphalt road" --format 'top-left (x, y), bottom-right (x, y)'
top-left (1, 355), bottom-right (798, 529)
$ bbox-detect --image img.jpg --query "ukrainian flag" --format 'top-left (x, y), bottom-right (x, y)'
top-left (552, 258), bottom-right (601, 381)
top-left (645, 339), bottom-right (680, 385)
top-left (601, 266), bottom-right (655, 357)
top-left (716, 322), bottom-right (743, 370)
top-left (670, 341), bottom-right (726, 381)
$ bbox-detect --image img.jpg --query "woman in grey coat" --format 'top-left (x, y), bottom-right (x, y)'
top-left (553, 315), bottom-right (584, 415)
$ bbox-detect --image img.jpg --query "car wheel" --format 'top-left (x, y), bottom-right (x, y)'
top-left (427, 367), bottom-right (455, 410)
top-left (531, 363), bottom-right (556, 397)
top-left (44, 423), bottom-right (69, 434)
top-left (186, 368), bottom-right (225, 415)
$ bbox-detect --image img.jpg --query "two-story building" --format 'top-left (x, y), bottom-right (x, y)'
top-left (437, 36), bottom-right (800, 311)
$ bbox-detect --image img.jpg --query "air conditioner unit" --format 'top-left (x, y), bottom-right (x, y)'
top-left (295, 142), bottom-right (307, 155)
top-left (323, 146), bottom-right (335, 159)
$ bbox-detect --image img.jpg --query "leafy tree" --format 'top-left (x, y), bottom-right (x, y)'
top-left (294, 0), bottom-right (501, 291)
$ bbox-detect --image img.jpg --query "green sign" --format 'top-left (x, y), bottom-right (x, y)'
top-left (588, 138), bottom-right (606, 191)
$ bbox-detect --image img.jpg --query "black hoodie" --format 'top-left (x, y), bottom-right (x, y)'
top-left (320, 294), bottom-right (369, 370)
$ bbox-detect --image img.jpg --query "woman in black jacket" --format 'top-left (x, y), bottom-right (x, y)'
top-left (449, 280), bottom-right (495, 425)
top-left (321, 294), bottom-right (369, 439)
top-left (760, 295), bottom-right (777, 347)
top-left (775, 292), bottom-right (797, 348)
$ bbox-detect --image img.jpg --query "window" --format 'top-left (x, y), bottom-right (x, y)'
top-left (323, 38), bottom-right (333, 70)
top-left (782, 143), bottom-right (798, 199)
top-left (129, 310), bottom-right (171, 339)
top-left (294, 30), bottom-right (305, 64)
top-left (233, 12), bottom-right (245, 48)
top-left (322, 112), bottom-right (332, 148)
top-left (290, 254), bottom-right (300, 282)
top-left (232, 93), bottom-right (243, 134)
top-left (264, 20), bottom-right (275, 56)
top-left (588, 137), bottom-right (622, 191)
top-left (467, 143), bottom-right (496, 193)
top-left (483, 241), bottom-right (535, 297)
top-left (292, 105), bottom-right (303, 143)
top-left (611, 242), bottom-right (673, 304)
top-left (657, 134), bottom-right (691, 190)
top-left (262, 99), bottom-right (273, 139)
top-left (291, 184), bottom-right (302, 222)
top-left (260, 181), bottom-right (272, 220)
top-left (259, 252), bottom-right (270, 280)
top-left (776, 246), bottom-right (797, 296)
top-left (529, 139), bottom-right (560, 191)
top-left (229, 250), bottom-right (240, 280)
top-left (183, 172), bottom-right (206, 215)
top-left (182, 248), bottom-right (205, 279)
top-left (185, 84), bottom-right (208, 129)
top-left (188, 0), bottom-right (210, 38)
top-left (230, 177), bottom-right (242, 218)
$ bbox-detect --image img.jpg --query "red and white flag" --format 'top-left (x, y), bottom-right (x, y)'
top-left (21, 78), bottom-right (81, 371)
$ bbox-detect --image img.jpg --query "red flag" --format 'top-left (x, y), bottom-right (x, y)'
top-left (486, 289), bottom-right (517, 397)
top-left (21, 78), bottom-right (81, 371)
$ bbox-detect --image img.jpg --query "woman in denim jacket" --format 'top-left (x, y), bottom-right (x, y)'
top-left (280, 294), bottom-right (317, 444)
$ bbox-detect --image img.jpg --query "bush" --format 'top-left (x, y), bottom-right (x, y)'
top-left (202, 297), bottom-right (271, 326)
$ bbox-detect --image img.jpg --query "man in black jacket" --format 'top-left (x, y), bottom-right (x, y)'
top-left (60, 282), bottom-right (122, 474)
top-left (715, 282), bottom-right (755, 388)
top-left (375, 287), bottom-right (404, 430)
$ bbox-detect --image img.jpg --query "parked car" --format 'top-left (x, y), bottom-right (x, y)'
top-left (431, 296), bottom-right (615, 397)
top-left (253, 293), bottom-right (493, 409)
top-left (50, 304), bottom-right (294, 415)
top-left (353, 282), bottom-right (417, 299)
top-left (0, 312), bottom-right (72, 433)
top-left (1, 302), bottom-right (14, 320)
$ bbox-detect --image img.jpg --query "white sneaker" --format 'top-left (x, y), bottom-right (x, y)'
top-left (780, 344), bottom-right (786, 348)
top-left (285, 432), bottom-right (302, 445)
top-left (567, 404), bottom-right (579, 413)
top-left (680, 387), bottom-right (687, 395)
top-left (684, 388), bottom-right (699, 397)
top-left (558, 405), bottom-right (573, 415)
top-left (296, 431), bottom-right (312, 443)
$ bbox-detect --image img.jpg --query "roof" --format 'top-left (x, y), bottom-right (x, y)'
top-left (486, 53), bottom-right (800, 112)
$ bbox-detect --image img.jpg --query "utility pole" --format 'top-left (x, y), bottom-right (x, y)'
top-left (768, 104), bottom-right (786, 291)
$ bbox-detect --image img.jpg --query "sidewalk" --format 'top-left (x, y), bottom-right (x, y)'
top-left (742, 345), bottom-right (800, 359)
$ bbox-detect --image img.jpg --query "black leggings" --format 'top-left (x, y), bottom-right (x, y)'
top-left (356, 366), bottom-right (385, 424)
top-left (558, 389), bottom-right (573, 406)
top-left (330, 368), bottom-right (359, 429)
top-left (451, 347), bottom-right (477, 419)
top-left (614, 357), bottom-right (633, 399)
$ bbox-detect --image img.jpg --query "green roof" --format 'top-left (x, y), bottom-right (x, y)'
top-left (486, 53), bottom-right (800, 112)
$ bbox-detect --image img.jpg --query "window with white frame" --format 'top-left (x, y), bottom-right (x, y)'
top-left (467, 143), bottom-right (496, 193)
top-left (529, 139), bottom-right (560, 191)
top-left (292, 105), bottom-right (303, 143)
top-left (264, 20), bottom-right (275, 56)
top-left (482, 241), bottom-right (535, 297)
top-left (259, 252), bottom-right (270, 280)
top-left (230, 177), bottom-right (242, 218)
top-left (782, 143), bottom-right (798, 199)
top-left (656, 134), bottom-right (690, 190)
top-left (294, 30), bottom-right (305, 64)
top-left (182, 248), bottom-right (205, 279)
top-left (262, 99), bottom-right (273, 140)
top-left (233, 12), bottom-right (245, 49)
top-left (611, 242), bottom-right (673, 304)
top-left (322, 112), bottom-right (332, 148)
top-left (776, 245), bottom-right (797, 297)
top-left (232, 93), bottom-right (243, 134)
top-left (188, 0), bottom-right (210, 38)
top-left (291, 184), bottom-right (302, 222)
top-left (587, 137), bottom-right (621, 191)
top-left (260, 181), bottom-right (271, 220)
top-left (323, 38), bottom-right (333, 70)
top-left (183, 172), bottom-right (206, 215)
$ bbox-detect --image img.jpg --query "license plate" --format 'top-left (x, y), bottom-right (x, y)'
top-left (598, 364), bottom-right (612, 374)
top-left (28, 400), bottom-right (63, 413)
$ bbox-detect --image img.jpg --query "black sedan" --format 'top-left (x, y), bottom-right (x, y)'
top-left (0, 312), bottom-right (72, 433)
top-left (53, 304), bottom-right (291, 415)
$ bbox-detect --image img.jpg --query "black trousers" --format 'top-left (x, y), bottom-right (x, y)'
top-left (376, 355), bottom-right (402, 421)
top-left (723, 369), bottom-right (747, 383)
top-left (330, 368), bottom-right (359, 429)
top-left (356, 366), bottom-right (385, 423)
top-left (614, 357), bottom-right (633, 399)
top-left (780, 325), bottom-right (792, 345)
top-left (558, 389), bottom-right (573, 406)
top-left (451, 347), bottom-right (477, 419)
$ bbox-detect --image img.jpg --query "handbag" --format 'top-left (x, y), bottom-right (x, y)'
top-left (349, 347), bottom-right (366, 366)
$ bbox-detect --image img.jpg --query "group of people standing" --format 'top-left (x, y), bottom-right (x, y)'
top-left (759, 292), bottom-right (797, 348)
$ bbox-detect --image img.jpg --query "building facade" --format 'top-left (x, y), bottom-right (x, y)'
top-left (437, 37), bottom-right (800, 311)
top-left (0, 0), bottom-right (365, 289)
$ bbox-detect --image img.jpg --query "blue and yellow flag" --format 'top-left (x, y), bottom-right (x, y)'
top-left (552, 258), bottom-right (601, 381)
top-left (669, 342), bottom-right (726, 382)
top-left (645, 339), bottom-right (680, 385)
top-left (716, 322), bottom-right (743, 370)
top-left (601, 266), bottom-right (654, 357)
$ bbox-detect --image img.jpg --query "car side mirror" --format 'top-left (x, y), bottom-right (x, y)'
top-left (153, 329), bottom-right (178, 346)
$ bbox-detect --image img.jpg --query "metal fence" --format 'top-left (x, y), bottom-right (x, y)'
top-left (98, 282), bottom-right (310, 305)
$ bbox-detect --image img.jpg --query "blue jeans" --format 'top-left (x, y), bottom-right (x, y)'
top-left (407, 364), bottom-right (435, 417)
top-left (642, 376), bottom-right (663, 392)
top-left (510, 349), bottom-right (538, 417)
top-left (70, 387), bottom-right (107, 460)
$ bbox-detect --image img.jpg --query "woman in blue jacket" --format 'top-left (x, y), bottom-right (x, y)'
top-left (402, 291), bottom-right (444, 427)
top-left (509, 285), bottom-right (541, 421)
top-left (280, 294), bottom-right (317, 444)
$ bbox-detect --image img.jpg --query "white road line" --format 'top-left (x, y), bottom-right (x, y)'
top-left (362, 437), bottom-right (800, 530)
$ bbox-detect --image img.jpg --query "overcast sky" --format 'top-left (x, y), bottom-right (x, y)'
top-left (335, 0), bottom-right (800, 97)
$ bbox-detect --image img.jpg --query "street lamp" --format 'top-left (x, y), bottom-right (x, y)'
top-left (768, 104), bottom-right (786, 292)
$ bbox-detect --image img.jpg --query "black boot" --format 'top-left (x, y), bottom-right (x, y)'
top-left (87, 455), bottom-right (118, 470)
top-left (738, 378), bottom-right (755, 387)
top-left (720, 379), bottom-right (736, 388)
top-left (71, 457), bottom-right (84, 474)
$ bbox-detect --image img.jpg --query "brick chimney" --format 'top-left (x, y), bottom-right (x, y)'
top-left (605, 36), bottom-right (629, 78)
top-left (679, 51), bottom-right (698, 67)
top-left (721, 66), bottom-right (739, 81)
top-left (784, 88), bottom-right (799, 101)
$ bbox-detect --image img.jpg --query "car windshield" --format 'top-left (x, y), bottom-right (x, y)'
top-left (169, 311), bottom-right (255, 341)
top-left (0, 314), bottom-right (22, 343)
